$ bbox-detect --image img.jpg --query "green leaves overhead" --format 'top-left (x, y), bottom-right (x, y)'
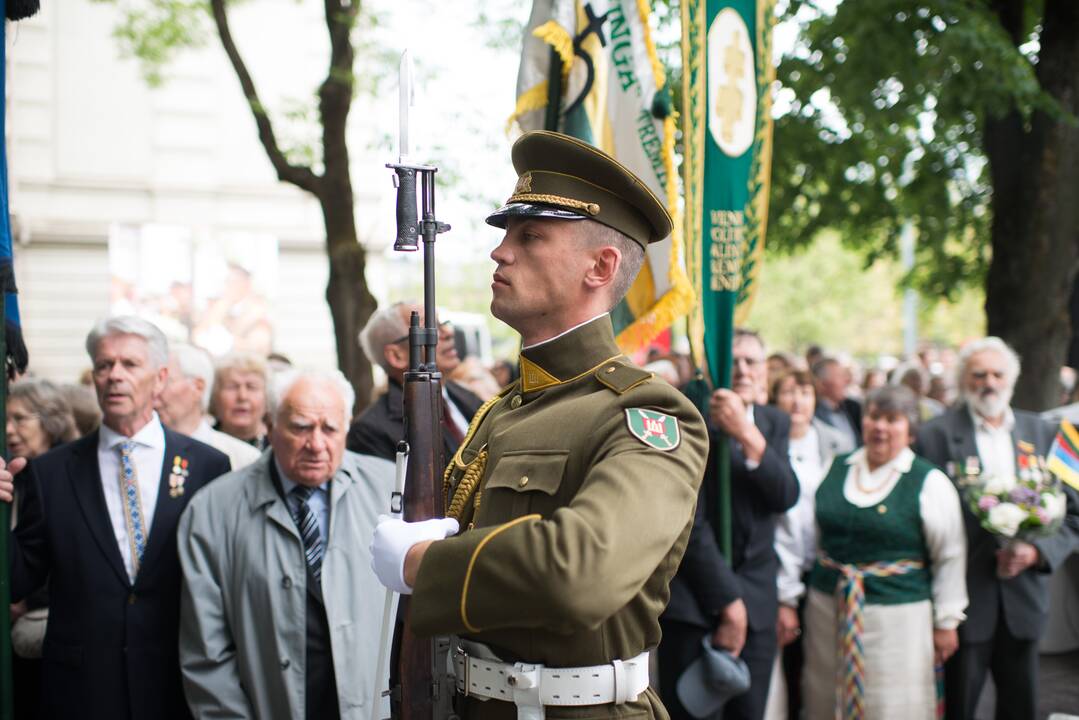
top-left (101, 0), bottom-right (210, 86)
top-left (770, 0), bottom-right (1059, 298)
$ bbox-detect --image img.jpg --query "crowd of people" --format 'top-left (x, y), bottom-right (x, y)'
top-left (1, 130), bottom-right (1077, 720)
top-left (2, 313), bottom-right (1079, 720)
top-left (2, 311), bottom-right (1077, 720)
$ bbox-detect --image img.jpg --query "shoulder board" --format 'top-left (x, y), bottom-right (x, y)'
top-left (594, 360), bottom-right (653, 395)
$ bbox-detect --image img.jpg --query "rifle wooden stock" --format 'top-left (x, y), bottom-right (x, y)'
top-left (394, 370), bottom-right (452, 720)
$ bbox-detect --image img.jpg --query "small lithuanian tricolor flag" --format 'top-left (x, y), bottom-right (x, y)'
top-left (1047, 420), bottom-right (1079, 491)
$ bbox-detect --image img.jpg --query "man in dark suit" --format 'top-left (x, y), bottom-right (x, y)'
top-left (915, 336), bottom-right (1079, 720)
top-left (660, 329), bottom-right (799, 720)
top-left (812, 356), bottom-right (862, 448)
top-left (348, 301), bottom-right (483, 462)
top-left (0, 316), bottom-right (230, 720)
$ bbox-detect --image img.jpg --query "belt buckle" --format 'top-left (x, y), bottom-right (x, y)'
top-left (454, 647), bottom-right (470, 697)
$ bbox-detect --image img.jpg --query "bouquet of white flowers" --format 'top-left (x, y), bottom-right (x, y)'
top-left (958, 454), bottom-right (1067, 540)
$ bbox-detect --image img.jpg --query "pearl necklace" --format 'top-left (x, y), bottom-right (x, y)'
top-left (853, 463), bottom-right (899, 495)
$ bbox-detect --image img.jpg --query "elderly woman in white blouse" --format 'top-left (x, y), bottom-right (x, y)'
top-left (802, 385), bottom-right (968, 719)
top-left (763, 369), bottom-right (851, 720)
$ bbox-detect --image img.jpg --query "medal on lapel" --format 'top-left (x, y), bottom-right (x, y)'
top-left (169, 455), bottom-right (189, 498)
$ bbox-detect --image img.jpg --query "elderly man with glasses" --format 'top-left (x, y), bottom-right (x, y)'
top-left (347, 301), bottom-right (483, 463)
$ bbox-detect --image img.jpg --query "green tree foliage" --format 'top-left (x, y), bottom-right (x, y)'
top-left (769, 1), bottom-right (1079, 409)
top-left (771, 0), bottom-right (1052, 297)
top-left (746, 233), bottom-right (984, 359)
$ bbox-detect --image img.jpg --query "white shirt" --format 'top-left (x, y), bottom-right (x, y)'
top-left (742, 404), bottom-right (760, 471)
top-left (775, 424), bottom-right (827, 605)
top-left (826, 447), bottom-right (969, 629)
top-left (442, 387), bottom-right (470, 439)
top-left (971, 406), bottom-right (1016, 480)
top-left (98, 413), bottom-right (167, 582)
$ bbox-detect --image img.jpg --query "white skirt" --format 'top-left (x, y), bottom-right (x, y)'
top-left (803, 589), bottom-right (936, 720)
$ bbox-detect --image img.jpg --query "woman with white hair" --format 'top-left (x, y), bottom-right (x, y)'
top-left (211, 353), bottom-right (271, 450)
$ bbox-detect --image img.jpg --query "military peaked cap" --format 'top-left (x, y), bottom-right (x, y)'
top-left (486, 131), bottom-right (672, 249)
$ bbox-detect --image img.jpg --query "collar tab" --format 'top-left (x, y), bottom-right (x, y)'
top-left (520, 356), bottom-right (562, 393)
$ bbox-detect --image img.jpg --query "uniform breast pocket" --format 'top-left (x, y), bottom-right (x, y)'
top-left (482, 450), bottom-right (569, 521)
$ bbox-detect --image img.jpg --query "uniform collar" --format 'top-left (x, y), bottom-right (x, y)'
top-left (518, 315), bottom-right (622, 393)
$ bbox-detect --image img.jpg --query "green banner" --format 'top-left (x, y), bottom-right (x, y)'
top-left (683, 0), bottom-right (775, 559)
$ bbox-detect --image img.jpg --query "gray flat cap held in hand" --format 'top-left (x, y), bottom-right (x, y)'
top-left (676, 634), bottom-right (753, 719)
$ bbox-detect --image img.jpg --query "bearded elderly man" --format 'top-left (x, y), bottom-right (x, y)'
top-left (370, 131), bottom-right (708, 720)
top-left (915, 336), bottom-right (1079, 720)
top-left (178, 368), bottom-right (395, 720)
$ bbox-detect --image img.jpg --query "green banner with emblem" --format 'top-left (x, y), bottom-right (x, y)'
top-left (682, 0), bottom-right (775, 560)
top-left (683, 0), bottom-right (775, 389)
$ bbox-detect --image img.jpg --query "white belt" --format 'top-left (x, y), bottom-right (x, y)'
top-left (452, 640), bottom-right (650, 720)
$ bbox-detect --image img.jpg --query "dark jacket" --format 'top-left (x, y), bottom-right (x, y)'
top-left (915, 405), bottom-right (1079, 643)
top-left (10, 428), bottom-right (231, 720)
top-left (347, 379), bottom-right (484, 462)
top-left (664, 404), bottom-right (799, 632)
top-left (814, 396), bottom-right (863, 446)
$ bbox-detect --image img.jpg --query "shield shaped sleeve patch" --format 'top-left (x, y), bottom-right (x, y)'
top-left (625, 408), bottom-right (680, 451)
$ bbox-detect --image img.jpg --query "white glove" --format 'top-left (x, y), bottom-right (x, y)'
top-left (370, 516), bottom-right (459, 595)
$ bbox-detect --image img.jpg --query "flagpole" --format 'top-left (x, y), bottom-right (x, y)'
top-left (543, 48), bottom-right (562, 131)
top-left (713, 311), bottom-right (734, 562)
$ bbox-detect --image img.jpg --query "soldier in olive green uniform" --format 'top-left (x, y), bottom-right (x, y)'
top-left (371, 131), bottom-right (708, 720)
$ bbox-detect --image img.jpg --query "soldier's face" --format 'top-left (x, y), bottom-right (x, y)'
top-left (490, 217), bottom-right (590, 335)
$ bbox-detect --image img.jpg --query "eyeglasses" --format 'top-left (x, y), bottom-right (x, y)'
top-left (391, 320), bottom-right (454, 346)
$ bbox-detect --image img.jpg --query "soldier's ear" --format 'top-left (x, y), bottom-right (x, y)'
top-left (583, 245), bottom-right (620, 292)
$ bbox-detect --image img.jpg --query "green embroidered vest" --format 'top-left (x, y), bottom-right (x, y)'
top-left (809, 453), bottom-right (934, 605)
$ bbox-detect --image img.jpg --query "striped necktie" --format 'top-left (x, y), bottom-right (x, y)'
top-left (289, 485), bottom-right (324, 581)
top-left (118, 440), bottom-right (148, 575)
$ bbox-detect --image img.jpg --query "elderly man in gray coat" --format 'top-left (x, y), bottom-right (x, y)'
top-left (178, 367), bottom-right (395, 719)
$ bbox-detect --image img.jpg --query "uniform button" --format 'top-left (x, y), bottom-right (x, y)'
top-left (510, 395), bottom-right (522, 409)
top-left (128, 593), bottom-right (136, 605)
top-left (281, 658), bottom-right (291, 669)
top-left (282, 576), bottom-right (293, 589)
top-left (606, 366), bottom-right (617, 374)
top-left (519, 476), bottom-right (529, 487)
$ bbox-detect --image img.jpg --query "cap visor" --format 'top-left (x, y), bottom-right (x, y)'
top-left (485, 202), bottom-right (589, 229)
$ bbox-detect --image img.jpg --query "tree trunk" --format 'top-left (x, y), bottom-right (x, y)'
top-left (983, 0), bottom-right (1079, 411)
top-left (323, 215), bottom-right (378, 416)
top-left (316, 0), bottom-right (379, 416)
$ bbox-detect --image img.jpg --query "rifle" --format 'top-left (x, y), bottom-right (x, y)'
top-left (374, 49), bottom-right (456, 720)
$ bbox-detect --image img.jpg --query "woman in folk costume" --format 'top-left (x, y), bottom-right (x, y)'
top-left (803, 385), bottom-right (968, 719)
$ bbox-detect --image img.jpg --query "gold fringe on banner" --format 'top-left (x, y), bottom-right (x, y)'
top-left (736, 0), bottom-right (777, 325)
top-left (615, 0), bottom-right (696, 354)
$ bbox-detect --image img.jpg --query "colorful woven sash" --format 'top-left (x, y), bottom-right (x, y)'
top-left (817, 553), bottom-right (926, 719)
